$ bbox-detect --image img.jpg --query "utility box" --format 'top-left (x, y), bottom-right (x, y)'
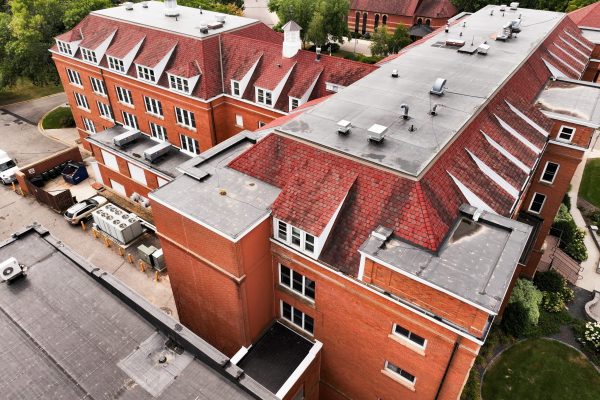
top-left (138, 244), bottom-right (157, 265)
top-left (151, 249), bottom-right (166, 272)
top-left (92, 204), bottom-right (143, 244)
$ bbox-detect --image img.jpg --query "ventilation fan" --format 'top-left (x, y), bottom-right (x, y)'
top-left (1, 257), bottom-right (24, 284)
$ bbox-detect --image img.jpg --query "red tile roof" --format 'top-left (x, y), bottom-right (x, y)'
top-left (569, 2), bottom-right (600, 28)
top-left (350, 0), bottom-right (420, 16)
top-left (80, 28), bottom-right (115, 50)
top-left (167, 60), bottom-right (202, 78)
top-left (105, 31), bottom-right (146, 59)
top-left (414, 0), bottom-right (457, 18)
top-left (56, 29), bottom-right (82, 43)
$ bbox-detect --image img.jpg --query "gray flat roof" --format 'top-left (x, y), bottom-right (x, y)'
top-left (0, 226), bottom-right (276, 400)
top-left (360, 205), bottom-right (531, 313)
top-left (88, 125), bottom-right (191, 178)
top-left (93, 0), bottom-right (258, 39)
top-left (277, 5), bottom-right (564, 177)
top-left (535, 78), bottom-right (600, 126)
top-left (581, 28), bottom-right (600, 44)
top-left (150, 133), bottom-right (280, 240)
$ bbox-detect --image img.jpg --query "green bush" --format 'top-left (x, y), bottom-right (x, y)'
top-left (509, 279), bottom-right (543, 325)
top-left (502, 301), bottom-right (531, 337)
top-left (534, 270), bottom-right (564, 293)
top-left (541, 291), bottom-right (565, 313)
top-left (589, 210), bottom-right (600, 226)
top-left (460, 368), bottom-right (481, 400)
top-left (563, 193), bottom-right (571, 209)
top-left (560, 285), bottom-right (575, 303)
top-left (343, 53), bottom-right (358, 61)
top-left (553, 204), bottom-right (588, 262)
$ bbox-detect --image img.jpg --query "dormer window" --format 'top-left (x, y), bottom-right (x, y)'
top-left (289, 97), bottom-right (300, 111)
top-left (169, 75), bottom-right (190, 94)
top-left (81, 48), bottom-right (98, 64)
top-left (57, 41), bottom-right (72, 56)
top-left (137, 65), bottom-right (156, 83)
top-left (275, 219), bottom-right (316, 255)
top-left (107, 56), bottom-right (125, 73)
top-left (326, 82), bottom-right (345, 93)
top-left (256, 88), bottom-right (272, 106)
top-left (231, 80), bottom-right (241, 97)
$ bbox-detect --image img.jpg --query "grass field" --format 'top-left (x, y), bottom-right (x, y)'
top-left (0, 79), bottom-right (63, 106)
top-left (579, 159), bottom-right (600, 209)
top-left (42, 107), bottom-right (75, 129)
top-left (482, 339), bottom-right (600, 400)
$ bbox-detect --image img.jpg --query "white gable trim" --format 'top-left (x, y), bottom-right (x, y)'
top-left (271, 63), bottom-right (296, 107)
top-left (564, 30), bottom-right (593, 52)
top-left (95, 30), bottom-right (117, 63)
top-left (121, 37), bottom-right (145, 75)
top-left (481, 131), bottom-right (531, 173)
top-left (237, 56), bottom-right (261, 97)
top-left (494, 115), bottom-right (542, 154)
top-left (559, 36), bottom-right (590, 58)
top-left (505, 101), bottom-right (549, 137)
top-left (554, 42), bottom-right (586, 67)
top-left (548, 50), bottom-right (581, 77)
top-left (466, 149), bottom-right (519, 198)
top-left (447, 172), bottom-right (495, 213)
top-left (542, 58), bottom-right (567, 78)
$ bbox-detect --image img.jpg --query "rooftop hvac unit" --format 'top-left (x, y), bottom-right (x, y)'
top-left (144, 142), bottom-right (172, 163)
top-left (113, 129), bottom-right (142, 147)
top-left (138, 245), bottom-right (158, 265)
top-left (499, 4), bottom-right (507, 11)
top-left (510, 19), bottom-right (522, 33)
top-left (337, 120), bottom-right (351, 135)
top-left (368, 124), bottom-right (388, 143)
top-left (124, 2), bottom-right (134, 10)
top-left (510, 2), bottom-right (519, 10)
top-left (198, 24), bottom-right (209, 34)
top-left (430, 78), bottom-right (447, 96)
top-left (151, 249), bottom-right (166, 272)
top-left (477, 43), bottom-right (490, 55)
top-left (1, 257), bottom-right (24, 284)
top-left (216, 15), bottom-right (226, 24)
top-left (93, 204), bottom-right (143, 244)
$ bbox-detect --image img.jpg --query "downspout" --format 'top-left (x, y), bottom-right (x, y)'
top-left (435, 337), bottom-right (462, 400)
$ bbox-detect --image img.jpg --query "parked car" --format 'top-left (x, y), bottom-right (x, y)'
top-left (63, 196), bottom-right (108, 224)
top-left (0, 149), bottom-right (18, 184)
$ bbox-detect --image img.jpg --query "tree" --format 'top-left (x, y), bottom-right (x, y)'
top-left (388, 25), bottom-right (411, 54)
top-left (318, 0), bottom-right (349, 44)
top-left (268, 0), bottom-right (317, 43)
top-left (369, 24), bottom-right (392, 57)
top-left (178, 0), bottom-right (243, 15)
top-left (63, 0), bottom-right (112, 30)
top-left (306, 11), bottom-right (327, 47)
top-left (508, 278), bottom-right (543, 327)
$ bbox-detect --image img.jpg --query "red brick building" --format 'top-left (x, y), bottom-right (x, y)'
top-left (146, 4), bottom-right (600, 400)
top-left (348, 0), bottom-right (457, 38)
top-left (569, 2), bottom-right (600, 82)
top-left (51, 1), bottom-right (376, 203)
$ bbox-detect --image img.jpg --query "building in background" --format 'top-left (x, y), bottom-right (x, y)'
top-left (569, 1), bottom-right (600, 81)
top-left (51, 1), bottom-right (376, 204)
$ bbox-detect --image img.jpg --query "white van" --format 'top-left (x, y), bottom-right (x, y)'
top-left (0, 150), bottom-right (18, 184)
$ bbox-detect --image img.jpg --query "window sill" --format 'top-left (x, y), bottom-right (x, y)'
top-left (381, 369), bottom-right (416, 391)
top-left (93, 92), bottom-right (108, 98)
top-left (277, 285), bottom-right (316, 308)
top-left (538, 180), bottom-right (555, 186)
top-left (119, 101), bottom-right (134, 109)
top-left (77, 107), bottom-right (90, 113)
top-left (146, 112), bottom-right (164, 120)
top-left (70, 83), bottom-right (83, 89)
top-left (279, 318), bottom-right (315, 339)
top-left (388, 334), bottom-right (426, 356)
top-left (235, 124), bottom-right (244, 129)
top-left (100, 115), bottom-right (114, 122)
top-left (176, 123), bottom-right (196, 132)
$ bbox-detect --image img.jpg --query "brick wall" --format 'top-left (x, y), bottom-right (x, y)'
top-left (16, 146), bottom-right (83, 195)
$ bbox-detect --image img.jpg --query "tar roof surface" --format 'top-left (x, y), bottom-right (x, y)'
top-left (0, 228), bottom-right (256, 399)
top-left (277, 5), bottom-right (565, 177)
top-left (87, 125), bottom-right (191, 178)
top-left (150, 133), bottom-right (281, 240)
top-left (360, 205), bottom-right (532, 313)
top-left (580, 28), bottom-right (600, 44)
top-left (535, 78), bottom-right (600, 125)
top-left (93, 1), bottom-right (258, 39)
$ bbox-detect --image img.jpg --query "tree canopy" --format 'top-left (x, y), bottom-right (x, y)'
top-left (369, 25), bottom-right (411, 57)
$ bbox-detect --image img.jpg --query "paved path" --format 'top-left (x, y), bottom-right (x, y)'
top-left (570, 133), bottom-right (600, 292)
top-left (338, 37), bottom-right (373, 56)
top-left (3, 92), bottom-right (67, 124)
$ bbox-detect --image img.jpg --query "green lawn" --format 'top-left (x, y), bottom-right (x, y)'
top-left (579, 159), bottom-right (600, 208)
top-left (0, 79), bottom-right (63, 106)
top-left (482, 339), bottom-right (600, 400)
top-left (42, 107), bottom-right (75, 129)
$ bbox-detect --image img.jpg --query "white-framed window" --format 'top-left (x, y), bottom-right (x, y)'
top-left (116, 86), bottom-right (133, 106)
top-left (275, 219), bottom-right (316, 254)
top-left (175, 107), bottom-right (196, 129)
top-left (101, 149), bottom-right (119, 171)
top-left (384, 361), bottom-right (416, 385)
top-left (558, 125), bottom-right (575, 142)
top-left (107, 56), bottom-right (125, 73)
top-left (325, 82), bottom-right (345, 93)
top-left (231, 80), bottom-right (240, 97)
top-left (290, 97), bottom-right (300, 111)
top-left (180, 133), bottom-right (200, 155)
top-left (89, 77), bottom-right (106, 96)
top-left (235, 114), bottom-right (244, 127)
top-left (144, 96), bottom-right (163, 117)
top-left (57, 40), bottom-right (72, 55)
top-left (122, 111), bottom-right (138, 129)
top-left (392, 324), bottom-right (426, 348)
top-left (97, 101), bottom-right (113, 120)
top-left (66, 69), bottom-right (82, 86)
top-left (258, 121), bottom-right (266, 128)
top-left (128, 162), bottom-right (147, 185)
top-left (149, 122), bottom-right (167, 141)
top-left (256, 88), bottom-right (272, 106)
top-left (279, 264), bottom-right (315, 301)
top-left (110, 179), bottom-right (126, 196)
top-left (74, 92), bottom-right (89, 110)
top-left (82, 117), bottom-right (96, 134)
top-left (169, 75), bottom-right (190, 93)
top-left (540, 161), bottom-right (560, 184)
top-left (280, 300), bottom-right (314, 335)
top-left (80, 48), bottom-right (98, 63)
top-left (137, 65), bottom-right (156, 82)
top-left (528, 192), bottom-right (546, 214)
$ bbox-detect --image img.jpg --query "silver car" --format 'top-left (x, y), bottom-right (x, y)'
top-left (64, 196), bottom-right (108, 224)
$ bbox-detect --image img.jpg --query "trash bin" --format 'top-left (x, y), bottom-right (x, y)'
top-left (61, 162), bottom-right (88, 185)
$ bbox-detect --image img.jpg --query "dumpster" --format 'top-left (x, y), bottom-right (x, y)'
top-left (61, 162), bottom-right (88, 185)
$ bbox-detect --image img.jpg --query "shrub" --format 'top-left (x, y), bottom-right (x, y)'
top-left (526, 309), bottom-right (573, 338)
top-left (561, 285), bottom-right (575, 303)
top-left (362, 32), bottom-right (371, 40)
top-left (502, 301), bottom-right (531, 337)
top-left (553, 204), bottom-right (588, 262)
top-left (589, 210), bottom-right (600, 226)
top-left (460, 369), bottom-right (481, 400)
top-left (541, 291), bottom-right (565, 313)
top-left (563, 193), bottom-right (571, 209)
top-left (534, 270), bottom-right (565, 293)
top-left (343, 53), bottom-right (358, 61)
top-left (509, 279), bottom-right (543, 326)
top-left (578, 321), bottom-right (600, 352)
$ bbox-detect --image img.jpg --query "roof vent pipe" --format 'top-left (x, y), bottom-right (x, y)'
top-left (124, 2), bottom-right (134, 10)
top-left (430, 78), bottom-right (447, 96)
top-left (199, 6), bottom-right (202, 14)
top-left (142, 1), bottom-right (148, 8)
top-left (445, 23), bottom-right (450, 33)
top-left (400, 104), bottom-right (410, 120)
top-left (430, 104), bottom-right (440, 115)
top-left (316, 46), bottom-right (321, 61)
top-left (164, 0), bottom-right (180, 17)
top-left (391, 69), bottom-right (399, 78)
top-left (216, 14), bottom-right (226, 24)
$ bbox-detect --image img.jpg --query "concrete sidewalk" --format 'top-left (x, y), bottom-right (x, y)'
top-left (569, 133), bottom-right (600, 292)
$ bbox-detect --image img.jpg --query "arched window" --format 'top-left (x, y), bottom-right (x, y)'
top-left (362, 12), bottom-right (367, 34)
top-left (417, 18), bottom-right (423, 25)
top-left (382, 15), bottom-right (388, 25)
top-left (374, 14), bottom-right (380, 31)
top-left (355, 11), bottom-right (360, 33)
top-left (425, 19), bottom-right (431, 26)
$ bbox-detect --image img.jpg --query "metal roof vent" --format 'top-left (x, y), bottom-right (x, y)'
top-left (337, 120), bottom-right (351, 135)
top-left (510, 19), bottom-right (522, 33)
top-left (164, 0), bottom-right (180, 17)
top-left (478, 43), bottom-right (490, 55)
top-left (499, 4), bottom-right (507, 11)
top-left (368, 124), bottom-right (387, 143)
top-left (1, 257), bottom-right (24, 284)
top-left (198, 24), bottom-right (209, 34)
top-left (124, 2), bottom-right (134, 10)
top-left (430, 78), bottom-right (447, 96)
top-left (391, 69), bottom-right (399, 78)
top-left (216, 14), bottom-right (226, 24)
top-left (510, 2), bottom-right (519, 10)
top-left (142, 1), bottom-right (148, 8)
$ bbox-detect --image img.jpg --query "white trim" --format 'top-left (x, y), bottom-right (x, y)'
top-left (358, 252), bottom-right (367, 281)
top-left (528, 192), bottom-right (546, 214)
top-left (275, 340), bottom-right (322, 399)
top-left (466, 149), bottom-right (519, 198)
top-left (557, 125), bottom-right (575, 143)
top-left (554, 42), bottom-right (586, 67)
top-left (548, 50), bottom-right (581, 77)
top-left (559, 36), bottom-right (590, 59)
top-left (481, 131), bottom-right (531, 173)
top-left (542, 58), bottom-right (568, 78)
top-left (230, 346), bottom-right (250, 365)
top-left (278, 263), bottom-right (315, 302)
top-left (280, 300), bottom-right (314, 335)
top-left (505, 101), bottom-right (549, 137)
top-left (275, 239), bottom-right (485, 345)
top-left (148, 192), bottom-right (271, 243)
top-left (540, 161), bottom-right (559, 184)
top-left (392, 323), bottom-right (427, 350)
top-left (383, 360), bottom-right (416, 388)
top-left (539, 110), bottom-right (600, 129)
top-left (447, 171), bottom-right (495, 213)
top-left (564, 30), bottom-right (593, 52)
top-left (494, 115), bottom-right (542, 154)
top-left (548, 139), bottom-right (587, 151)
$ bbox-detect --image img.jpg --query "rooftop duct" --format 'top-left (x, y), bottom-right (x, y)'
top-left (337, 120), bottom-right (351, 135)
top-left (510, 2), bottom-right (519, 10)
top-left (124, 2), bottom-right (134, 10)
top-left (164, 0), bottom-right (180, 17)
top-left (430, 78), bottom-right (447, 96)
top-left (368, 124), bottom-right (387, 143)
